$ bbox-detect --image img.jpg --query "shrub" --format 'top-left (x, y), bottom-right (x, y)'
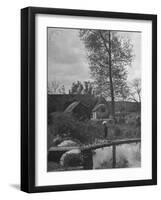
top-left (74, 120), bottom-right (104, 144)
top-left (47, 127), bottom-right (55, 149)
top-left (60, 150), bottom-right (83, 167)
top-left (48, 112), bottom-right (104, 147)
top-left (49, 112), bottom-right (77, 136)
top-left (114, 126), bottom-right (122, 137)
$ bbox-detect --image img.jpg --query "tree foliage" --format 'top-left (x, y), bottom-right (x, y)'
top-left (69, 80), bottom-right (94, 95)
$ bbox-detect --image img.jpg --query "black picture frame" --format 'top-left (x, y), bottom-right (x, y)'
top-left (21, 6), bottom-right (157, 193)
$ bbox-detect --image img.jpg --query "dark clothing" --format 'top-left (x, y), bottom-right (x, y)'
top-left (104, 125), bottom-right (108, 138)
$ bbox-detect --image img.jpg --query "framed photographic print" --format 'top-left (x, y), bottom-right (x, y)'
top-left (21, 7), bottom-right (157, 193)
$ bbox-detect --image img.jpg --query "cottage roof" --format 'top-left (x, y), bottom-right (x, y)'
top-left (48, 94), bottom-right (140, 115)
top-left (92, 103), bottom-right (106, 112)
top-left (64, 101), bottom-right (80, 113)
top-left (96, 96), bottom-right (107, 105)
top-left (48, 94), bottom-right (97, 114)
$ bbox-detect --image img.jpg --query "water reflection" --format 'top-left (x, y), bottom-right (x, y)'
top-left (93, 143), bottom-right (141, 169)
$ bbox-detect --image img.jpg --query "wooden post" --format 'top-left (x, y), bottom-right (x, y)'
top-left (112, 145), bottom-right (116, 168)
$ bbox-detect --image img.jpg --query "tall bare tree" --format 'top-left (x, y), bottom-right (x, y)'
top-left (48, 80), bottom-right (66, 94)
top-left (129, 78), bottom-right (141, 103)
top-left (80, 30), bottom-right (133, 119)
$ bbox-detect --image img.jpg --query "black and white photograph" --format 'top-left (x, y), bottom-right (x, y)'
top-left (20, 7), bottom-right (157, 193)
top-left (47, 27), bottom-right (141, 172)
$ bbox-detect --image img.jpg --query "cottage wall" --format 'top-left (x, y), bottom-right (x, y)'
top-left (92, 104), bottom-right (109, 120)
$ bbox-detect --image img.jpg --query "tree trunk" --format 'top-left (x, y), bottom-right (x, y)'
top-left (108, 31), bottom-right (115, 120)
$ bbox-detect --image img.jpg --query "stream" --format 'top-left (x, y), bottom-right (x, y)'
top-left (93, 143), bottom-right (141, 169)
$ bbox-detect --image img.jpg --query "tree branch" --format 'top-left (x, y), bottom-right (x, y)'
top-left (98, 31), bottom-right (110, 54)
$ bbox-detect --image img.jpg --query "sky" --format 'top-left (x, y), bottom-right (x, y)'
top-left (48, 28), bottom-right (141, 93)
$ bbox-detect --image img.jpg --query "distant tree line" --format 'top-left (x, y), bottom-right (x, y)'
top-left (48, 78), bottom-right (141, 107)
top-left (48, 80), bottom-right (66, 94)
top-left (69, 81), bottom-right (94, 95)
